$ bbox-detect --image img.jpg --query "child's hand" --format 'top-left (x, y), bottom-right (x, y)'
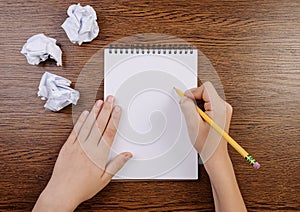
top-left (179, 81), bottom-right (233, 164)
top-left (33, 96), bottom-right (132, 211)
top-left (180, 82), bottom-right (247, 211)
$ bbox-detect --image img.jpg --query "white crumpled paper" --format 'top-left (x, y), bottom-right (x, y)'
top-left (61, 3), bottom-right (99, 45)
top-left (21, 34), bottom-right (62, 66)
top-left (38, 72), bottom-right (80, 111)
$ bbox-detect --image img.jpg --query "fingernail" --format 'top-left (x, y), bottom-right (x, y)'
top-left (96, 100), bottom-right (103, 107)
top-left (124, 153), bottom-right (132, 160)
top-left (114, 106), bottom-right (121, 113)
top-left (184, 89), bottom-right (195, 97)
top-left (107, 96), bottom-right (114, 103)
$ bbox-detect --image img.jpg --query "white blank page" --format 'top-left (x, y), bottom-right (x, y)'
top-left (104, 48), bottom-right (198, 179)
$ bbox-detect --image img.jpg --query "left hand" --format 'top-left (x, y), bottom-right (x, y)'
top-left (33, 96), bottom-right (132, 211)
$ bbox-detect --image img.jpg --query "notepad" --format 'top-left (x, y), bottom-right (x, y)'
top-left (104, 46), bottom-right (198, 179)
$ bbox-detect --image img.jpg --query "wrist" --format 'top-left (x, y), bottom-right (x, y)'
top-left (33, 185), bottom-right (78, 212)
top-left (204, 150), bottom-right (232, 177)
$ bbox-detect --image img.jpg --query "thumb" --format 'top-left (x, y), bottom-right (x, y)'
top-left (101, 152), bottom-right (132, 182)
top-left (179, 96), bottom-right (202, 146)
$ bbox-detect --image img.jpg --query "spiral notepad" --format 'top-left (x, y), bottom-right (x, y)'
top-left (104, 45), bottom-right (198, 180)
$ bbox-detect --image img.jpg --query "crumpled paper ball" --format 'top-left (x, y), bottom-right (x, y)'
top-left (21, 33), bottom-right (62, 66)
top-left (38, 72), bottom-right (80, 111)
top-left (61, 3), bottom-right (99, 45)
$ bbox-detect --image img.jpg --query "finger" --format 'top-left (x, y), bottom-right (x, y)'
top-left (87, 95), bottom-right (115, 146)
top-left (97, 106), bottom-right (122, 163)
top-left (179, 96), bottom-right (202, 146)
top-left (184, 82), bottom-right (220, 111)
top-left (201, 81), bottom-right (221, 104)
top-left (225, 103), bottom-right (233, 132)
top-left (101, 152), bottom-right (132, 182)
top-left (184, 87), bottom-right (197, 99)
top-left (66, 110), bottom-right (89, 144)
top-left (204, 102), bottom-right (212, 111)
top-left (77, 100), bottom-right (103, 143)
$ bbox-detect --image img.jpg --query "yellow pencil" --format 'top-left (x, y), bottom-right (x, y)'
top-left (174, 87), bottom-right (260, 169)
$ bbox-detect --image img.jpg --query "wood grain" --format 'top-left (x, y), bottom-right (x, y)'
top-left (0, 0), bottom-right (299, 211)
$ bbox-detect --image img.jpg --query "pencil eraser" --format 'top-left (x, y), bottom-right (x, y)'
top-left (253, 162), bottom-right (260, 169)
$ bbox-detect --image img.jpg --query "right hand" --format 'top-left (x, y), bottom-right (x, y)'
top-left (179, 81), bottom-right (233, 164)
top-left (180, 82), bottom-right (247, 212)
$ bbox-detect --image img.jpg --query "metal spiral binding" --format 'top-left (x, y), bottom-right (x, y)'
top-left (108, 44), bottom-right (194, 54)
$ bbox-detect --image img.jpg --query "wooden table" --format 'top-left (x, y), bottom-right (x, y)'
top-left (1, 0), bottom-right (299, 211)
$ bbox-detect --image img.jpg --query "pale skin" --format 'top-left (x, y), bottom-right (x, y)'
top-left (180, 82), bottom-right (247, 212)
top-left (33, 82), bottom-right (246, 212)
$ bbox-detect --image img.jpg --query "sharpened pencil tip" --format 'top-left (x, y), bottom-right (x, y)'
top-left (173, 87), bottom-right (184, 97)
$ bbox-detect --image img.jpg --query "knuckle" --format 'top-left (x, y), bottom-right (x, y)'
top-left (102, 102), bottom-right (112, 110)
top-left (95, 118), bottom-right (104, 130)
top-left (203, 81), bottom-right (213, 87)
top-left (104, 127), bottom-right (116, 139)
top-left (185, 88), bottom-right (195, 96)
